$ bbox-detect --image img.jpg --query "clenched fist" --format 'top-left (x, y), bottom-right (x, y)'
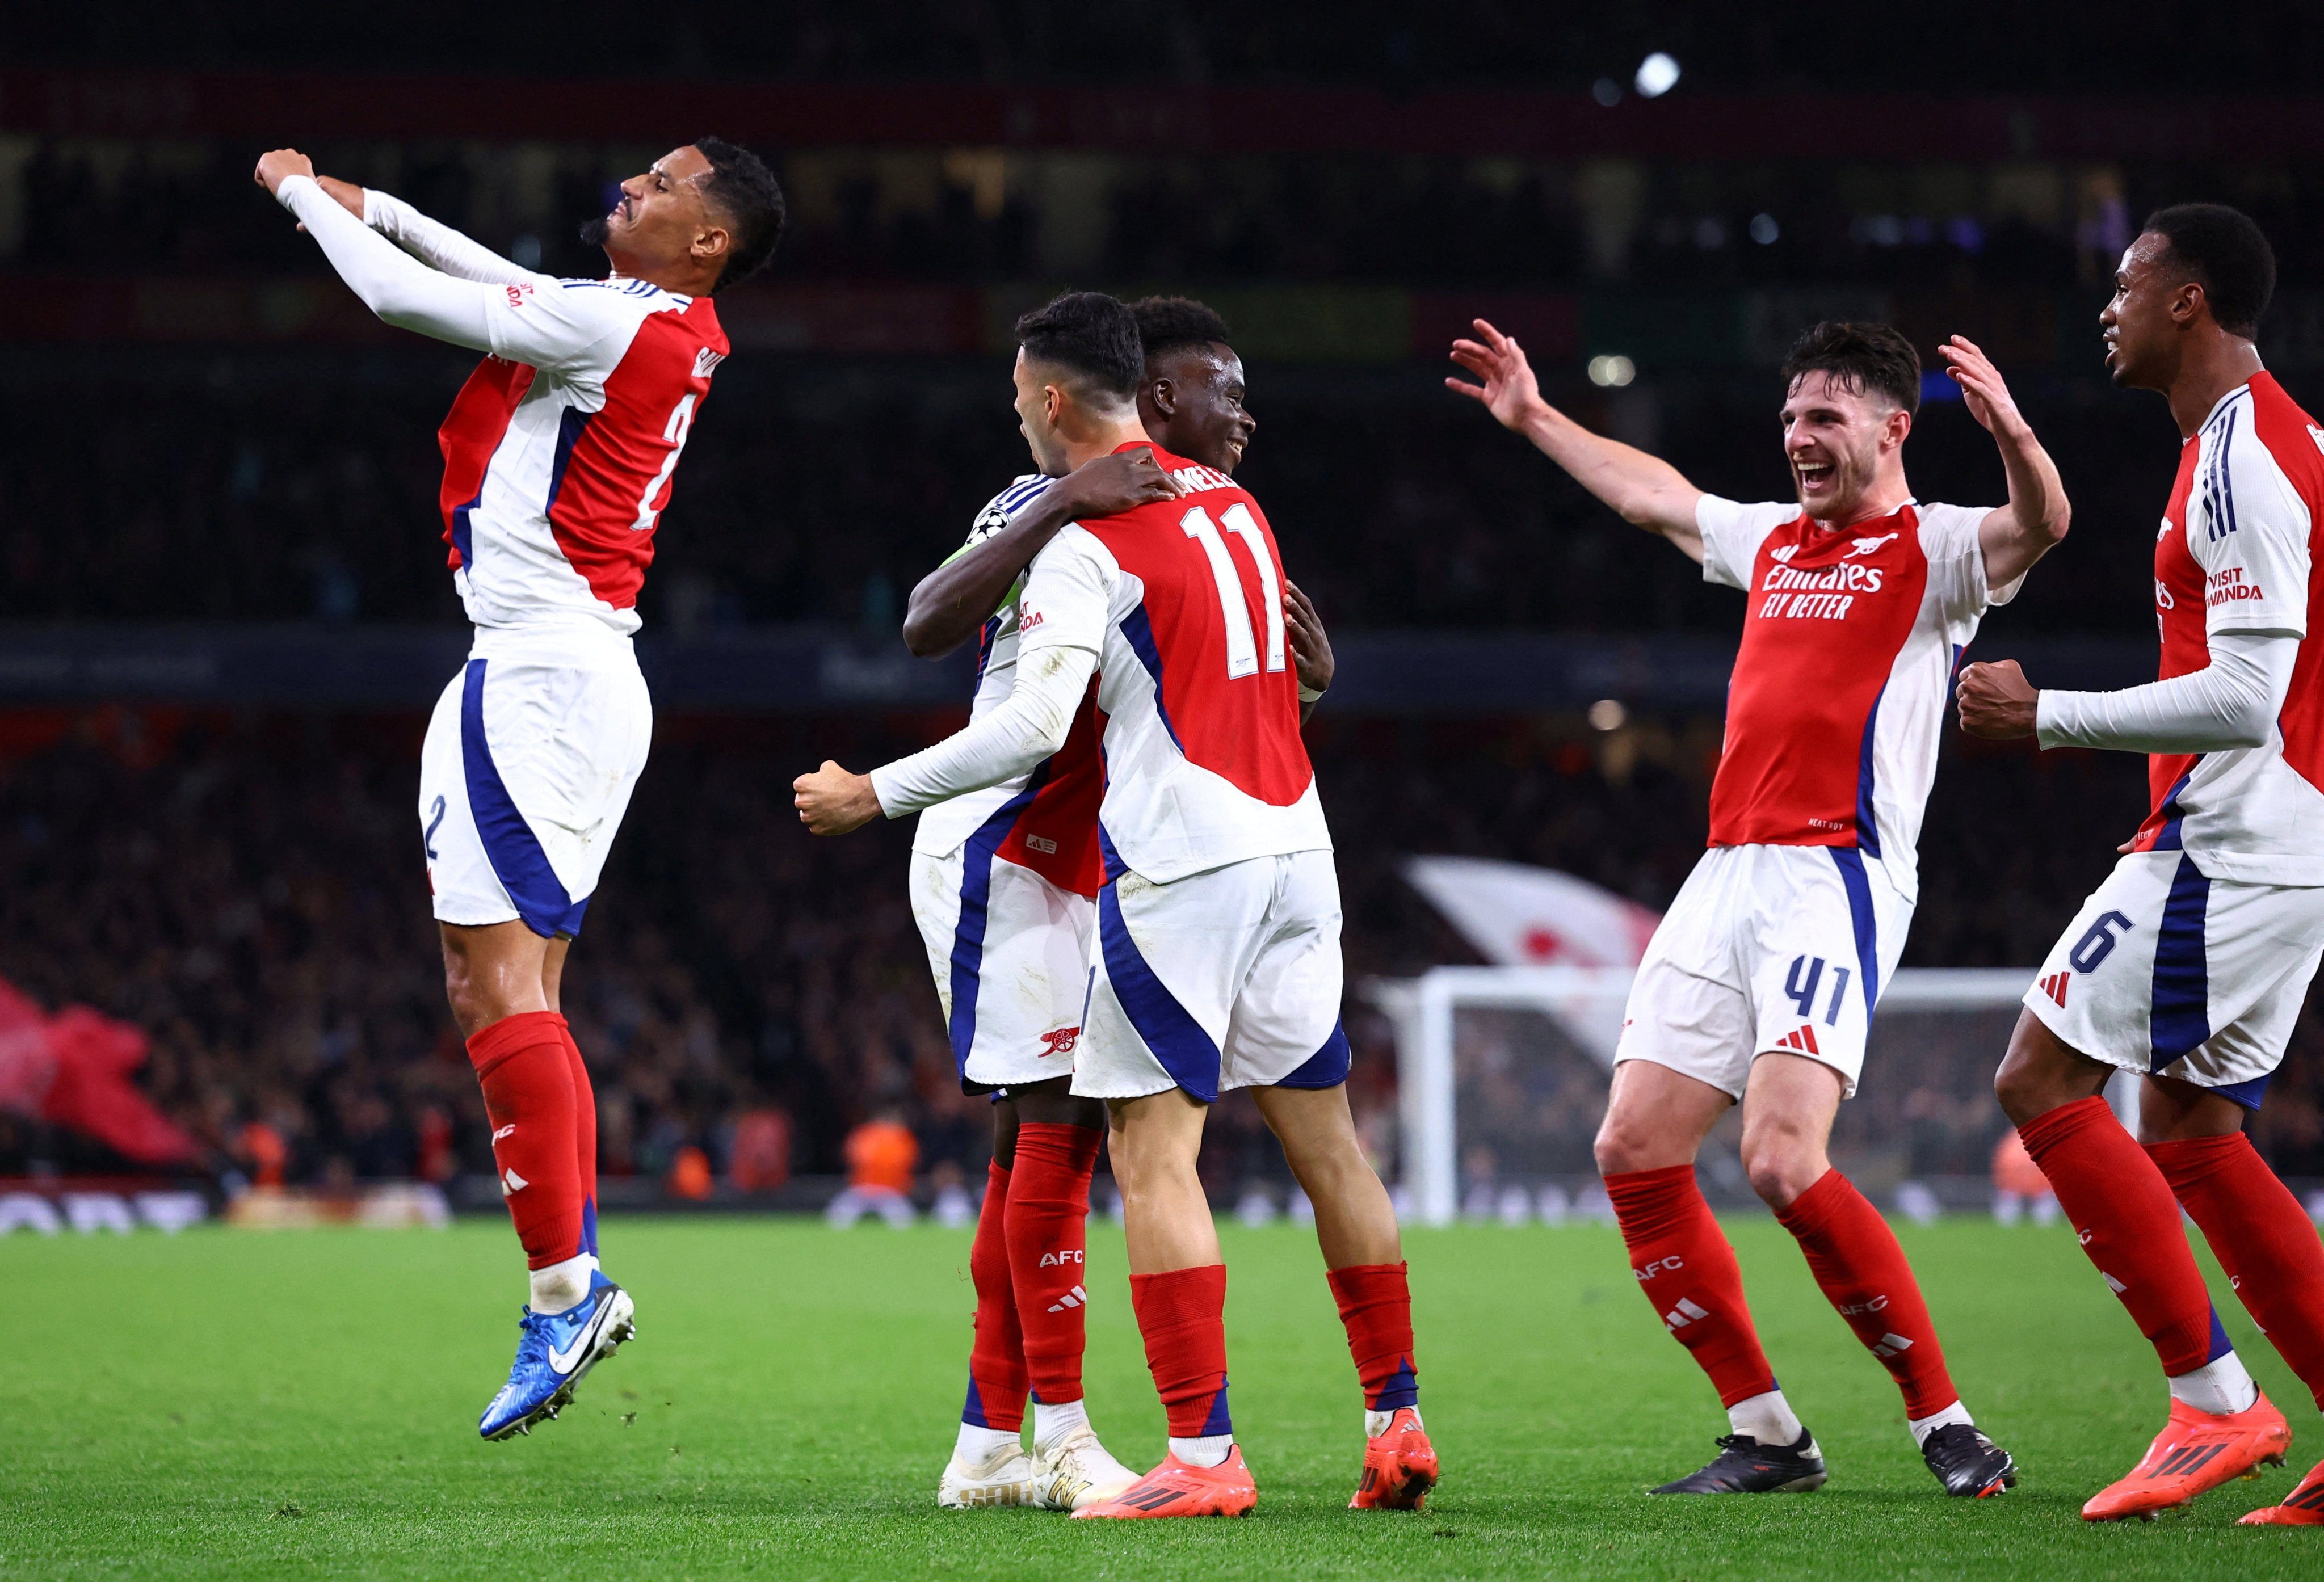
top-left (1956, 659), bottom-right (2039, 739)
top-left (793, 760), bottom-right (883, 835)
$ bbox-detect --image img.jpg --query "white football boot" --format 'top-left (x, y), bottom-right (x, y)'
top-left (1035, 1424), bottom-right (1142, 1511)
top-left (937, 1440), bottom-right (1048, 1509)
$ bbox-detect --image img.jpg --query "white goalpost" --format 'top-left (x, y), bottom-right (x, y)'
top-left (1366, 966), bottom-right (2044, 1227)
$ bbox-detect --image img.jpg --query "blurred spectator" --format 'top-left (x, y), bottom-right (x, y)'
top-left (828, 1109), bottom-right (919, 1228)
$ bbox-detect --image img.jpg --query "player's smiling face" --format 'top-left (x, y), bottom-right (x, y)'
top-left (1146, 343), bottom-right (1255, 474)
top-left (2102, 233), bottom-right (2187, 391)
top-left (1780, 371), bottom-right (1907, 526)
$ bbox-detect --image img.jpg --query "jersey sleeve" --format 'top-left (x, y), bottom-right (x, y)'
top-left (480, 280), bottom-right (637, 374)
top-left (1696, 496), bottom-right (1796, 590)
top-left (2196, 434), bottom-right (2312, 638)
top-left (1014, 526), bottom-right (1116, 658)
top-left (1917, 502), bottom-right (2018, 623)
top-left (365, 189), bottom-right (539, 286)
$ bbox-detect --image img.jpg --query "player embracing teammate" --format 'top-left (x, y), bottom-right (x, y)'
top-left (256, 138), bottom-right (785, 1439)
top-left (1453, 317), bottom-right (2069, 1496)
top-left (1961, 205), bottom-right (2324, 1525)
top-left (798, 291), bottom-right (1434, 1517)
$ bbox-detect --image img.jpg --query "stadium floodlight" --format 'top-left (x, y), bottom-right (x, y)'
top-left (1591, 77), bottom-right (1623, 106)
top-left (1750, 213), bottom-right (1780, 245)
top-left (1368, 965), bottom-right (2043, 1226)
top-left (1634, 52), bottom-right (1681, 99)
top-left (1586, 354), bottom-right (1636, 388)
top-left (1587, 699), bottom-right (1626, 731)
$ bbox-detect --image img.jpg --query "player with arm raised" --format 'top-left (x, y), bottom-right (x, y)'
top-left (800, 292), bottom-right (1435, 1518)
top-left (253, 140), bottom-right (784, 1441)
top-left (898, 297), bottom-right (1338, 1512)
top-left (1962, 206), bottom-right (2324, 1525)
top-left (1451, 319), bottom-right (2067, 1497)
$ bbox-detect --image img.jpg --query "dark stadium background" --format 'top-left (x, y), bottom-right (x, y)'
top-left (7, 3), bottom-right (2324, 1211)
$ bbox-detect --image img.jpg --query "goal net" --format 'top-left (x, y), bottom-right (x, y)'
top-left (1365, 966), bottom-right (2055, 1226)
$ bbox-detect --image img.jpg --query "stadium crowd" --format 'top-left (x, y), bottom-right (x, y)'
top-left (7, 700), bottom-right (2322, 1194)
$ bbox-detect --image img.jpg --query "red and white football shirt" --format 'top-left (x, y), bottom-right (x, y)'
top-left (1698, 495), bottom-right (2016, 881)
top-left (436, 278), bottom-right (727, 634)
top-left (909, 474), bottom-right (1107, 899)
top-left (2128, 373), bottom-right (2324, 882)
top-left (1014, 444), bottom-right (1329, 882)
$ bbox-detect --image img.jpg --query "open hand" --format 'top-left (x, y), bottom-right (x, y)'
top-left (1284, 579), bottom-right (1334, 695)
top-left (1936, 336), bottom-right (2027, 439)
top-left (1055, 445), bottom-right (1183, 520)
top-left (253, 148), bottom-right (316, 197)
top-left (793, 760), bottom-right (883, 835)
top-left (1447, 318), bottom-right (1552, 433)
top-left (1955, 659), bottom-right (2039, 739)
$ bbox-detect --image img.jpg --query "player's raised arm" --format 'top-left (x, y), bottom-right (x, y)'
top-left (257, 149), bottom-right (496, 351)
top-left (901, 447), bottom-right (1180, 658)
top-left (1448, 318), bottom-right (1707, 561)
top-left (1937, 336), bottom-right (2071, 589)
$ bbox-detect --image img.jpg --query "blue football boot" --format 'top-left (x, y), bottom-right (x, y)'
top-left (478, 1270), bottom-right (637, 1441)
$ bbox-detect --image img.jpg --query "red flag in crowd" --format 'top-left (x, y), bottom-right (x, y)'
top-left (0, 976), bottom-right (197, 1167)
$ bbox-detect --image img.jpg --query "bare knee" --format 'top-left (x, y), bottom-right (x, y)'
top-left (1739, 1126), bottom-right (1825, 1210)
top-left (1994, 1010), bottom-right (2110, 1126)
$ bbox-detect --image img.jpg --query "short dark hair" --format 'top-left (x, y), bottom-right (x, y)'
top-left (1780, 321), bottom-right (1922, 418)
top-left (1130, 296), bottom-right (1234, 360)
top-left (694, 135), bottom-right (785, 293)
top-left (1014, 291), bottom-right (1142, 405)
top-left (2144, 203), bottom-right (2276, 337)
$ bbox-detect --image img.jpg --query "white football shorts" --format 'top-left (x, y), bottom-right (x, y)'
top-left (418, 629), bottom-right (652, 939)
top-left (1074, 848), bottom-right (1350, 1103)
top-left (2022, 849), bottom-right (2324, 1108)
top-left (909, 845), bottom-right (1096, 1092)
top-left (1616, 843), bottom-right (1913, 1100)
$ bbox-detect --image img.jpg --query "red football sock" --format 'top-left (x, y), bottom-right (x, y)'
top-left (1605, 1165), bottom-right (1777, 1407)
top-left (964, 1160), bottom-right (1028, 1432)
top-left (1773, 1169), bottom-right (1959, 1417)
top-left (556, 1023), bottom-right (599, 1259)
top-left (1326, 1261), bottom-right (1419, 1412)
top-left (466, 1011), bottom-right (584, 1272)
top-left (1005, 1122), bottom-right (1102, 1405)
top-left (1130, 1264), bottom-right (1231, 1438)
top-left (2149, 1131), bottom-right (2324, 1411)
top-left (2018, 1097), bottom-right (2218, 1375)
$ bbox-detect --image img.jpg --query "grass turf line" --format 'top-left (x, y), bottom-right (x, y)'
top-left (4, 1214), bottom-right (2321, 1579)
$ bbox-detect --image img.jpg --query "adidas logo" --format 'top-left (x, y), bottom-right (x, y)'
top-left (1775, 1025), bottom-right (1821, 1055)
top-left (1870, 1332), bottom-right (1915, 1359)
top-left (1047, 1284), bottom-right (1089, 1313)
top-left (2039, 971), bottom-right (2069, 1007)
top-left (501, 1167), bottom-right (529, 1197)
top-left (2103, 1271), bottom-right (2128, 1294)
top-left (1663, 1297), bottom-right (1711, 1332)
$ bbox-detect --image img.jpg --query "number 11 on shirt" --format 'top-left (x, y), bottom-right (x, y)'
top-left (1180, 503), bottom-right (1285, 679)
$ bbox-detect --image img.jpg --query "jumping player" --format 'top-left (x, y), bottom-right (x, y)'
top-left (1961, 204), bottom-right (2324, 1525)
top-left (254, 141), bottom-right (784, 1439)
top-left (896, 297), bottom-right (1335, 1511)
top-left (799, 292), bottom-right (1434, 1518)
top-left (1451, 319), bottom-right (2066, 1496)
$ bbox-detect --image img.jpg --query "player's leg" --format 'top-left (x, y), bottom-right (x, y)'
top-left (1003, 1076), bottom-right (1123, 1503)
top-left (425, 654), bottom-right (646, 1440)
top-left (1997, 855), bottom-right (2289, 1518)
top-left (1070, 859), bottom-right (1261, 1518)
top-left (1252, 1080), bottom-right (1437, 1510)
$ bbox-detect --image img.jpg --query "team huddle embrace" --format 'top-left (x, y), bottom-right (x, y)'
top-left (258, 123), bottom-right (2324, 1525)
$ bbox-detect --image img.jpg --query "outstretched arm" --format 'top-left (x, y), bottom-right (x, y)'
top-left (1448, 318), bottom-right (1706, 562)
top-left (794, 644), bottom-right (1099, 834)
top-left (258, 152), bottom-right (493, 351)
top-left (902, 448), bottom-right (1181, 658)
top-left (299, 175), bottom-right (537, 286)
top-left (1956, 631), bottom-right (2296, 750)
top-left (1938, 336), bottom-right (2071, 590)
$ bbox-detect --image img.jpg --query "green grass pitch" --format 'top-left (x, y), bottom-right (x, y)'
top-left (7, 1213), bottom-right (2322, 1579)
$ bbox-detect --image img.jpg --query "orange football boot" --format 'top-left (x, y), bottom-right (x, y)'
top-left (2240, 1455), bottom-right (2324, 1526)
top-left (1071, 1445), bottom-right (1258, 1519)
top-left (2082, 1392), bottom-right (2291, 1521)
top-left (1350, 1407), bottom-right (1439, 1509)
